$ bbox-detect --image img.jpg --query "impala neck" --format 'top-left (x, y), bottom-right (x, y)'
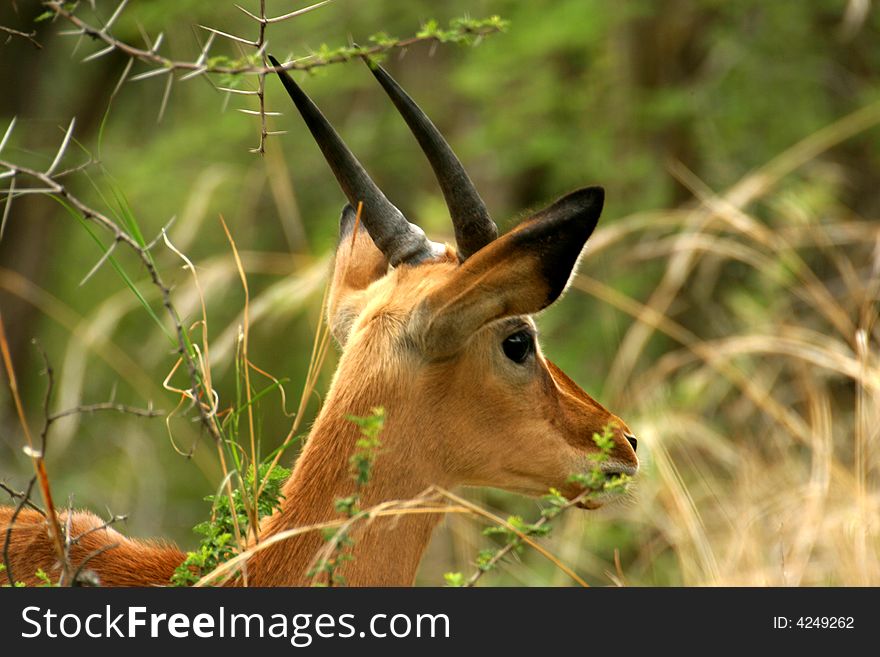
top-left (244, 369), bottom-right (448, 586)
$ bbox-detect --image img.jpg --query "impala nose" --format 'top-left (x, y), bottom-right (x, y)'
top-left (624, 433), bottom-right (638, 453)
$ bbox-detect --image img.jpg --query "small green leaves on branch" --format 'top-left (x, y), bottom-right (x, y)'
top-left (443, 571), bottom-right (466, 587)
top-left (0, 564), bottom-right (54, 588)
top-left (459, 424), bottom-right (630, 586)
top-left (170, 463), bottom-right (290, 586)
top-left (417, 16), bottom-right (509, 44)
top-left (301, 17), bottom-right (508, 69)
top-left (347, 407), bottom-right (385, 490)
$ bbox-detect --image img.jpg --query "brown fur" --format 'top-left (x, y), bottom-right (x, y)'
top-left (1, 188), bottom-right (638, 587)
top-left (1, 507), bottom-right (184, 586)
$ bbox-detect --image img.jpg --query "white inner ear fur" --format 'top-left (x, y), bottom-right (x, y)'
top-left (329, 298), bottom-right (364, 347)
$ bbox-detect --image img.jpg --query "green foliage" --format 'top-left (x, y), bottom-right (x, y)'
top-left (0, 563), bottom-right (23, 588)
top-left (34, 568), bottom-right (53, 586)
top-left (567, 426), bottom-right (636, 497)
top-left (170, 462), bottom-right (290, 586)
top-left (416, 15), bottom-right (509, 44)
top-left (346, 407), bottom-right (385, 490)
top-left (540, 488), bottom-right (569, 521)
top-left (443, 571), bottom-right (465, 587)
top-left (0, 563), bottom-right (54, 587)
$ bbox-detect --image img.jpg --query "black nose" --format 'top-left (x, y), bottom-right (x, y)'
top-left (624, 433), bottom-right (638, 452)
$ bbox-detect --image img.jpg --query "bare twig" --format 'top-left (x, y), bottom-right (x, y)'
top-left (49, 401), bottom-right (160, 422)
top-left (0, 482), bottom-right (44, 515)
top-left (2, 477), bottom-right (37, 586)
top-left (68, 510), bottom-right (128, 547)
top-left (0, 24), bottom-right (43, 49)
top-left (70, 543), bottom-right (120, 586)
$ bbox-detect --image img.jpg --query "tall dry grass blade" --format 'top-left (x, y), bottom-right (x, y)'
top-left (0, 314), bottom-right (67, 580)
top-left (219, 215), bottom-right (260, 542)
top-left (651, 442), bottom-right (719, 585)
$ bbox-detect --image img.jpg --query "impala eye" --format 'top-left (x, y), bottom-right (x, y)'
top-left (502, 330), bottom-right (534, 363)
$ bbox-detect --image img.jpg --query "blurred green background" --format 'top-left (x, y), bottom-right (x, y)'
top-left (1, 0), bottom-right (879, 585)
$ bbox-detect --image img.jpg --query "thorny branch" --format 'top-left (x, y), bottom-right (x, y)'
top-left (251, 0), bottom-right (270, 154)
top-left (0, 109), bottom-right (218, 583)
top-left (39, 0), bottom-right (505, 149)
top-left (0, 482), bottom-right (44, 515)
top-left (46, 1), bottom-right (504, 75)
top-left (0, 154), bottom-right (221, 445)
top-left (65, 508), bottom-right (127, 587)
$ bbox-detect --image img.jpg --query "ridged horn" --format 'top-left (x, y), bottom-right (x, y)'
top-left (268, 55), bottom-right (436, 266)
top-left (365, 59), bottom-right (497, 260)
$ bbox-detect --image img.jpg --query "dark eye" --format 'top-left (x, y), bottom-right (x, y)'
top-left (502, 330), bottom-right (534, 363)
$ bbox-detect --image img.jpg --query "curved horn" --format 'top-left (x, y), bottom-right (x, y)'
top-left (365, 59), bottom-right (498, 261)
top-left (268, 56), bottom-right (436, 266)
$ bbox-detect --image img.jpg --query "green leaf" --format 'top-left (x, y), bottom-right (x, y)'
top-left (443, 572), bottom-right (465, 587)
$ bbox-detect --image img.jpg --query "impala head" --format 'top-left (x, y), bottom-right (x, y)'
top-left (271, 57), bottom-right (638, 508)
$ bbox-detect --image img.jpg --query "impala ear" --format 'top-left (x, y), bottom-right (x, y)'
top-left (414, 187), bottom-right (603, 358)
top-left (328, 204), bottom-right (389, 344)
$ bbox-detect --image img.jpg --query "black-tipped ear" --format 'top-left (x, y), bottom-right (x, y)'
top-left (509, 186), bottom-right (604, 305)
top-left (414, 186), bottom-right (604, 359)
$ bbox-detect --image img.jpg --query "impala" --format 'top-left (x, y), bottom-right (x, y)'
top-left (1, 58), bottom-right (639, 587)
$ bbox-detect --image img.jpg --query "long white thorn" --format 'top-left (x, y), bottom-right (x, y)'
top-left (157, 73), bottom-right (174, 123)
top-left (195, 33), bottom-right (216, 66)
top-left (216, 86), bottom-right (260, 96)
top-left (179, 66), bottom-right (207, 82)
top-left (81, 44), bottom-right (115, 63)
top-left (0, 176), bottom-right (14, 241)
top-left (45, 118), bottom-right (76, 177)
top-left (130, 67), bottom-right (172, 82)
top-left (233, 4), bottom-right (262, 22)
top-left (103, 0), bottom-right (130, 33)
top-left (237, 109), bottom-right (281, 116)
top-left (0, 117), bottom-right (16, 155)
top-left (79, 240), bottom-right (119, 287)
top-left (198, 25), bottom-right (257, 47)
top-left (110, 57), bottom-right (135, 98)
top-left (151, 32), bottom-right (165, 53)
top-left (266, 0), bottom-right (333, 24)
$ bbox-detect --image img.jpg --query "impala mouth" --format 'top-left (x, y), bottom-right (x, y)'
top-left (571, 460), bottom-right (638, 510)
top-left (602, 462), bottom-right (639, 478)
